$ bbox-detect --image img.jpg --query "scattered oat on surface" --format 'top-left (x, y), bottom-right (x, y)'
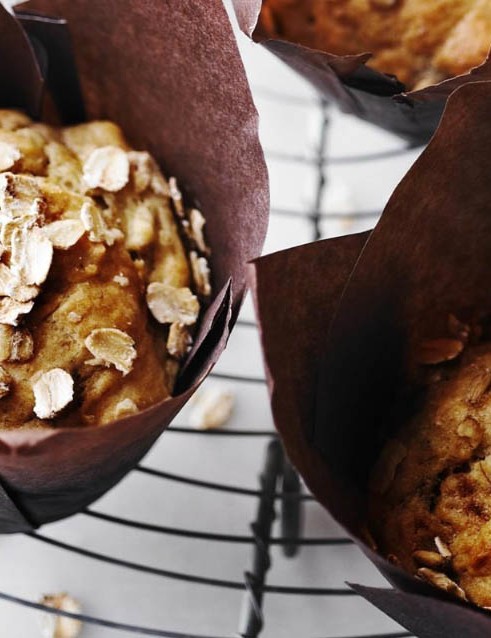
top-left (189, 386), bottom-right (235, 430)
top-left (113, 398), bottom-right (138, 418)
top-left (0, 141), bottom-right (21, 171)
top-left (167, 322), bottom-right (192, 360)
top-left (150, 171), bottom-right (170, 197)
top-left (168, 176), bottom-right (185, 217)
top-left (189, 251), bottom-right (211, 297)
top-left (0, 263), bottom-right (38, 302)
top-left (43, 219), bottom-right (85, 250)
top-left (0, 172), bottom-right (41, 218)
top-left (11, 225), bottom-right (53, 286)
top-left (127, 150), bottom-right (157, 193)
top-left (127, 151), bottom-right (170, 196)
top-left (434, 536), bottom-right (452, 559)
top-left (187, 208), bottom-right (209, 254)
top-left (415, 338), bottom-right (464, 365)
top-left (0, 297), bottom-right (34, 326)
top-left (40, 593), bottom-right (82, 638)
top-left (67, 312), bottom-right (82, 324)
top-left (32, 369), bottom-right (74, 419)
top-left (412, 550), bottom-right (447, 569)
top-left (9, 282), bottom-right (39, 303)
top-left (417, 568), bottom-right (467, 601)
top-left (80, 201), bottom-right (123, 246)
top-left (146, 282), bottom-right (199, 326)
top-left (124, 202), bottom-right (155, 250)
top-left (127, 150), bottom-right (153, 193)
top-left (83, 145), bottom-right (129, 192)
top-left (8, 327), bottom-right (34, 362)
top-left (85, 328), bottom-right (137, 376)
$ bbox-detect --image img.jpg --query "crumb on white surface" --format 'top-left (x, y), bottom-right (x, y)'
top-left (39, 592), bottom-right (82, 638)
top-left (189, 386), bottom-right (235, 430)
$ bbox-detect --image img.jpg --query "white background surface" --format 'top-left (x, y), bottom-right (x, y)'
top-left (0, 1), bottom-right (424, 636)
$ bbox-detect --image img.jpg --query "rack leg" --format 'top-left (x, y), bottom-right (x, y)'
top-left (280, 457), bottom-right (303, 558)
top-left (237, 438), bottom-right (283, 638)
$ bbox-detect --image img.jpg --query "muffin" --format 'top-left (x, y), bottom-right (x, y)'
top-left (0, 109), bottom-right (211, 429)
top-left (369, 317), bottom-right (491, 607)
top-left (259, 0), bottom-right (491, 89)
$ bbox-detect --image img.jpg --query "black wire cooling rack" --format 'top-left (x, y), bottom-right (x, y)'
top-left (0, 91), bottom-right (423, 637)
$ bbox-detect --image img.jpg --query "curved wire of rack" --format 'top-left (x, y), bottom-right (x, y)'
top-left (0, 91), bottom-right (421, 637)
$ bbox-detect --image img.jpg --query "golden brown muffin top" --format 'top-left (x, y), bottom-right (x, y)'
top-left (259, 0), bottom-right (491, 89)
top-left (0, 110), bottom-right (211, 429)
top-left (369, 318), bottom-right (491, 607)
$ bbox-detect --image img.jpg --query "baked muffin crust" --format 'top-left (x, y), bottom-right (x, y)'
top-left (0, 110), bottom-right (210, 428)
top-left (259, 0), bottom-right (491, 89)
top-left (370, 335), bottom-right (491, 607)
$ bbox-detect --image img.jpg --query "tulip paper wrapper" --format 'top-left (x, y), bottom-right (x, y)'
top-left (250, 80), bottom-right (491, 637)
top-left (0, 0), bottom-right (269, 533)
top-left (233, 0), bottom-right (491, 143)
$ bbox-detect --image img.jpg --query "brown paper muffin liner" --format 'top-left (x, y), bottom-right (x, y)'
top-left (250, 80), bottom-right (491, 636)
top-left (233, 0), bottom-right (491, 143)
top-left (0, 0), bottom-right (269, 533)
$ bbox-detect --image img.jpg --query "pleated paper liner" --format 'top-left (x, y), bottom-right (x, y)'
top-left (0, 0), bottom-right (269, 533)
top-left (233, 0), bottom-right (491, 143)
top-left (250, 81), bottom-right (491, 636)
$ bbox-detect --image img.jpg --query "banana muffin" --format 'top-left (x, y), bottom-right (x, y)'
top-left (369, 318), bottom-right (491, 607)
top-left (0, 110), bottom-right (211, 428)
top-left (259, 0), bottom-right (491, 89)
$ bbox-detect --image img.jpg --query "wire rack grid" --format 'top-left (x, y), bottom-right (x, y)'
top-left (0, 6), bottom-right (428, 638)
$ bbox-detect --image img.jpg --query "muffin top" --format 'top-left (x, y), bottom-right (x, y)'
top-left (259, 0), bottom-right (491, 90)
top-left (369, 319), bottom-right (491, 607)
top-left (0, 110), bottom-right (211, 429)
